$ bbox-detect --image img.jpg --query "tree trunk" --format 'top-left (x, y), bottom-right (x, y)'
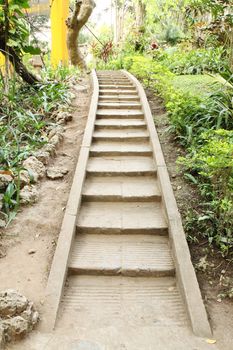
top-left (66, 0), bottom-right (96, 70)
top-left (135, 0), bottom-right (146, 31)
top-left (0, 36), bottom-right (39, 85)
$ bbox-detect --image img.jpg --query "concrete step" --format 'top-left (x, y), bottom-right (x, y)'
top-left (99, 85), bottom-right (136, 91)
top-left (76, 201), bottom-right (168, 235)
top-left (60, 276), bottom-right (188, 328)
top-left (95, 118), bottom-right (147, 130)
top-left (90, 140), bottom-right (152, 157)
top-left (86, 156), bottom-right (156, 176)
top-left (82, 175), bottom-right (161, 202)
top-left (98, 80), bottom-right (131, 85)
top-left (69, 235), bottom-right (175, 277)
top-left (99, 90), bottom-right (138, 96)
top-left (93, 129), bottom-right (149, 142)
top-left (96, 109), bottom-right (144, 119)
top-left (99, 95), bottom-right (140, 102)
top-left (98, 102), bottom-right (141, 110)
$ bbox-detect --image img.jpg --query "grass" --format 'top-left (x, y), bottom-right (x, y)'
top-left (171, 74), bottom-right (223, 97)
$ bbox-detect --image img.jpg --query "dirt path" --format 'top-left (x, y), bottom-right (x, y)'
top-left (0, 77), bottom-right (91, 334)
top-left (145, 89), bottom-right (233, 350)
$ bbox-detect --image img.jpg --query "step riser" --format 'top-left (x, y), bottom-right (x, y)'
top-left (99, 86), bottom-right (136, 91)
top-left (86, 170), bottom-right (156, 177)
top-left (98, 104), bottom-right (141, 110)
top-left (96, 114), bottom-right (144, 119)
top-left (68, 268), bottom-right (175, 277)
top-left (89, 150), bottom-right (152, 157)
top-left (99, 98), bottom-right (140, 103)
top-left (76, 227), bottom-right (168, 235)
top-left (92, 136), bottom-right (149, 142)
top-left (95, 124), bottom-right (146, 130)
top-left (98, 81), bottom-right (131, 85)
top-left (82, 194), bottom-right (161, 202)
top-left (99, 91), bottom-right (138, 96)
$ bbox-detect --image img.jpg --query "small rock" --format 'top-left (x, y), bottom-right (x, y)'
top-left (42, 143), bottom-right (56, 157)
top-left (3, 316), bottom-right (28, 341)
top-left (0, 174), bottom-right (13, 190)
top-left (23, 157), bottom-right (45, 182)
top-left (0, 290), bottom-right (39, 345)
top-left (33, 150), bottom-right (50, 165)
top-left (19, 170), bottom-right (31, 188)
top-left (48, 126), bottom-right (64, 140)
top-left (46, 167), bottom-right (69, 180)
top-left (73, 85), bottom-right (88, 93)
top-left (56, 111), bottom-right (73, 125)
top-left (28, 249), bottom-right (36, 255)
top-left (177, 186), bottom-right (182, 190)
top-left (49, 134), bottom-right (60, 147)
top-left (0, 290), bottom-right (28, 317)
top-left (20, 185), bottom-right (39, 205)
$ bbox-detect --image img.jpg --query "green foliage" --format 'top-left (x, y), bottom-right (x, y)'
top-left (0, 0), bottom-right (41, 56)
top-left (159, 47), bottom-right (227, 75)
top-left (0, 65), bottom-right (75, 223)
top-left (171, 74), bottom-right (222, 97)
top-left (162, 24), bottom-right (185, 45)
top-left (179, 130), bottom-right (233, 255)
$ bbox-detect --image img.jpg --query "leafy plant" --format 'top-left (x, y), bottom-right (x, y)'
top-left (179, 130), bottom-right (233, 255)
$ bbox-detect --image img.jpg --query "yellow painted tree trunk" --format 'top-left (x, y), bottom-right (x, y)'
top-left (0, 53), bottom-right (5, 72)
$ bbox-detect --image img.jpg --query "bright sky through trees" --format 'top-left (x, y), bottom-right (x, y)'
top-left (92, 0), bottom-right (112, 27)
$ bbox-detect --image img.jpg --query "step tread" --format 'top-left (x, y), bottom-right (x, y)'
top-left (99, 96), bottom-right (140, 101)
top-left (95, 119), bottom-right (146, 127)
top-left (76, 201), bottom-right (167, 233)
top-left (69, 234), bottom-right (174, 275)
top-left (87, 156), bottom-right (156, 175)
top-left (60, 276), bottom-right (187, 327)
top-left (90, 141), bottom-right (151, 153)
top-left (97, 109), bottom-right (143, 116)
top-left (93, 130), bottom-right (149, 138)
top-left (83, 175), bottom-right (161, 199)
top-left (99, 90), bottom-right (138, 95)
top-left (98, 102), bottom-right (141, 108)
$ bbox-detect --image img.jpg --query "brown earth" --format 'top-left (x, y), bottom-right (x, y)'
top-left (0, 77), bottom-right (91, 343)
top-left (146, 89), bottom-right (233, 350)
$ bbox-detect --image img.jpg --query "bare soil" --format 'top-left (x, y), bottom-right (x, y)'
top-left (146, 89), bottom-right (233, 350)
top-left (0, 77), bottom-right (91, 336)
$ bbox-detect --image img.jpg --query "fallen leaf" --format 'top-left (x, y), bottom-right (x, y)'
top-left (206, 339), bottom-right (217, 344)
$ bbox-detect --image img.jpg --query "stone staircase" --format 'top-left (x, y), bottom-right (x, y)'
top-left (46, 70), bottom-right (212, 348)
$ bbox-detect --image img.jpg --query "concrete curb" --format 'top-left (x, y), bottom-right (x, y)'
top-left (44, 70), bottom-right (99, 330)
top-left (124, 70), bottom-right (212, 338)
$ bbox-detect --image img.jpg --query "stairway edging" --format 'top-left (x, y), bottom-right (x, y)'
top-left (44, 70), bottom-right (99, 331)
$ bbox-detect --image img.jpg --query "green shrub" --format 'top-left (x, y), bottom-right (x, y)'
top-left (0, 65), bottom-right (75, 223)
top-left (160, 47), bottom-right (227, 75)
top-left (179, 130), bottom-right (233, 255)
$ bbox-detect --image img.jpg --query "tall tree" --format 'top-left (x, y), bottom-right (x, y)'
top-left (66, 0), bottom-right (96, 70)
